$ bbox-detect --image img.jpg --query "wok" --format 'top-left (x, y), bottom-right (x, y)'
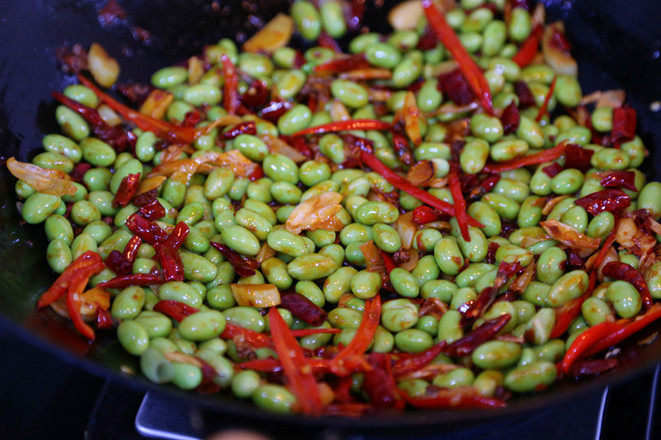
top-left (1, 0), bottom-right (661, 433)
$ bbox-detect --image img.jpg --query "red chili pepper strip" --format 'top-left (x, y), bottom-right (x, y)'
top-left (575, 189), bottom-right (631, 216)
top-left (535, 75), bottom-right (557, 123)
top-left (139, 199), bottom-right (166, 220)
top-left (154, 222), bottom-right (189, 282)
top-left (112, 173), bottom-right (141, 208)
top-left (280, 293), bottom-right (327, 326)
top-left (448, 168), bottom-right (470, 241)
top-left (560, 321), bottom-right (623, 374)
top-left (444, 314), bottom-right (511, 357)
top-left (392, 342), bottom-right (447, 378)
top-left (422, 0), bottom-right (493, 115)
top-left (291, 119), bottom-right (392, 137)
top-left (52, 91), bottom-right (105, 126)
top-left (512, 25), bottom-right (543, 68)
top-left (67, 275), bottom-right (97, 340)
top-left (330, 294), bottom-right (382, 376)
top-left (412, 205), bottom-right (441, 225)
top-left (600, 171), bottom-right (638, 192)
top-left (611, 106), bottom-right (637, 144)
top-left (268, 307), bottom-right (323, 416)
top-left (313, 54), bottom-right (371, 74)
top-left (37, 251), bottom-right (105, 308)
top-left (219, 121), bottom-right (256, 140)
top-left (236, 358), bottom-right (283, 373)
top-left (221, 323), bottom-right (272, 349)
top-left (584, 303), bottom-right (661, 358)
top-left (482, 142), bottom-right (567, 173)
top-left (378, 249), bottom-right (397, 275)
top-left (97, 273), bottom-right (163, 289)
top-left (209, 242), bottom-right (259, 277)
top-left (125, 214), bottom-right (169, 246)
top-left (153, 300), bottom-right (199, 322)
top-left (401, 387), bottom-right (507, 409)
top-left (77, 75), bottom-right (197, 144)
top-left (591, 221), bottom-right (618, 270)
top-left (362, 353), bottom-right (406, 410)
top-left (602, 261), bottom-right (653, 309)
top-left (221, 54), bottom-right (240, 115)
top-left (123, 235), bottom-right (142, 265)
top-left (359, 150), bottom-right (483, 227)
top-left (549, 271), bottom-right (597, 339)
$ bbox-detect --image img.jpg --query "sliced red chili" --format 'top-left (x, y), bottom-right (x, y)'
top-left (240, 79), bottom-right (270, 111)
top-left (123, 235), bottom-right (142, 264)
top-left (448, 168), bottom-right (470, 241)
top-left (359, 149), bottom-right (483, 227)
top-left (512, 25), bottom-right (543, 68)
top-left (330, 294), bottom-right (381, 376)
top-left (362, 353), bottom-right (406, 410)
top-left (218, 121), bottom-right (257, 140)
top-left (401, 387), bottom-right (507, 409)
top-left (444, 314), bottom-right (512, 357)
top-left (560, 320), bottom-right (623, 374)
top-left (112, 173), bottom-right (141, 208)
top-left (221, 54), bottom-right (240, 115)
top-left (482, 141), bottom-right (566, 173)
top-left (292, 119), bottom-right (392, 137)
top-left (535, 75), bottom-right (557, 123)
top-left (67, 275), bottom-right (97, 340)
top-left (468, 174), bottom-right (501, 201)
top-left (138, 199), bottom-right (166, 220)
top-left (279, 293), bottom-right (327, 327)
top-left (591, 221), bottom-right (618, 270)
top-left (268, 307), bottom-right (323, 416)
top-left (97, 273), bottom-right (163, 289)
top-left (564, 143), bottom-right (595, 172)
top-left (602, 261), bottom-right (653, 309)
top-left (221, 322), bottom-right (271, 349)
top-left (209, 242), bottom-right (259, 277)
top-left (610, 106), bottom-right (637, 144)
top-left (378, 249), bottom-right (397, 275)
top-left (37, 251), bottom-right (105, 308)
top-left (423, 0), bottom-right (493, 114)
top-left (153, 300), bottom-right (199, 322)
top-left (125, 213), bottom-right (169, 245)
top-left (600, 171), bottom-right (637, 191)
top-left (412, 205), bottom-right (441, 225)
top-left (574, 189), bottom-right (631, 216)
top-left (500, 101), bottom-right (521, 134)
top-left (392, 342), bottom-right (447, 378)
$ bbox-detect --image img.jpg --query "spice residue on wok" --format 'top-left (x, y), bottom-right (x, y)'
top-left (7, 0), bottom-right (661, 417)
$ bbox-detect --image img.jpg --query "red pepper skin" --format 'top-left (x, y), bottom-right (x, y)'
top-left (448, 168), bottom-right (470, 241)
top-left (584, 303), bottom-right (661, 358)
top-left (574, 189), bottom-right (631, 216)
top-left (391, 130), bottom-right (415, 167)
top-left (512, 25), bottom-right (543, 68)
top-left (209, 242), bottom-right (259, 277)
top-left (220, 323), bottom-right (272, 349)
top-left (77, 75), bottom-right (197, 144)
top-left (362, 353), bottom-right (406, 410)
top-left (602, 261), bottom-right (653, 309)
top-left (153, 221), bottom-right (188, 282)
top-left (500, 101), bottom-right (521, 135)
top-left (560, 321), bottom-right (623, 374)
top-left (219, 121), bottom-right (256, 140)
top-left (96, 308), bottom-right (115, 330)
top-left (359, 150), bottom-right (483, 227)
top-left (153, 300), bottom-right (199, 322)
top-left (412, 205), bottom-right (442, 225)
top-left (549, 272), bottom-right (597, 339)
top-left (611, 106), bottom-right (637, 144)
top-left (221, 54), bottom-right (240, 115)
top-left (280, 293), bottom-right (327, 327)
top-left (482, 142), bottom-right (566, 173)
top-left (97, 273), bottom-right (163, 289)
top-left (330, 295), bottom-right (381, 376)
top-left (125, 213), bottom-right (169, 245)
top-left (391, 342), bottom-right (447, 378)
top-left (260, 100), bottom-right (293, 123)
top-left (423, 0), bottom-right (493, 114)
top-left (535, 75), bottom-right (557, 122)
top-left (444, 314), bottom-right (511, 357)
top-left (378, 249), bottom-right (397, 275)
top-left (112, 173), bottom-right (141, 208)
top-left (66, 276), bottom-right (96, 340)
top-left (564, 143), bottom-right (595, 172)
top-left (402, 387), bottom-right (507, 409)
top-left (268, 307), bottom-right (323, 416)
top-left (123, 235), bottom-right (142, 264)
top-left (37, 251), bottom-right (105, 308)
top-left (313, 54), bottom-right (370, 74)
top-left (292, 119), bottom-right (392, 137)
top-left (600, 171), bottom-right (638, 191)
top-left (591, 222), bottom-right (618, 270)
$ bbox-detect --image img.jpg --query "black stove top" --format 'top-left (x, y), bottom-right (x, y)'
top-left (2, 329), bottom-right (659, 440)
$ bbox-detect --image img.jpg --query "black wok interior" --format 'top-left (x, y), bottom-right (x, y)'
top-left (1, 0), bottom-right (661, 430)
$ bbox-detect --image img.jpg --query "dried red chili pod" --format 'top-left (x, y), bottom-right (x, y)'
top-left (468, 174), bottom-right (501, 201)
top-left (241, 79), bottom-right (270, 110)
top-left (70, 162), bottom-right (92, 183)
top-left (219, 121), bottom-right (257, 140)
top-left (209, 242), bottom-right (259, 277)
top-left (125, 213), bottom-right (169, 245)
top-left (513, 81), bottom-right (536, 108)
top-left (438, 68), bottom-right (475, 106)
top-left (444, 314), bottom-right (512, 357)
top-left (221, 54), bottom-right (240, 114)
top-left (138, 198), bottom-right (165, 220)
top-left (104, 250), bottom-right (132, 275)
top-left (112, 173), bottom-right (140, 208)
top-left (391, 130), bottom-right (415, 166)
top-left (279, 293), bottom-right (327, 327)
top-left (564, 143), bottom-right (595, 172)
top-left (601, 261), bottom-right (653, 309)
top-left (600, 171), bottom-right (638, 191)
top-left (153, 300), bottom-right (199, 322)
top-left (500, 101), bottom-right (521, 134)
top-left (611, 106), bottom-right (637, 144)
top-left (574, 189), bottom-right (631, 215)
top-left (260, 100), bottom-right (293, 123)
top-left (542, 162), bottom-right (563, 177)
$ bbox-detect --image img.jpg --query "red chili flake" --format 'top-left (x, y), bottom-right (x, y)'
top-left (153, 300), bottom-right (199, 322)
top-left (485, 241), bottom-right (500, 264)
top-left (565, 248), bottom-right (586, 270)
top-left (564, 143), bottom-right (595, 172)
top-left (513, 81), bottom-right (536, 109)
top-left (362, 354), bottom-right (406, 410)
top-left (574, 189), bottom-right (631, 215)
top-left (602, 261), bottom-right (654, 309)
top-left (55, 43), bottom-right (87, 74)
top-left (600, 171), bottom-right (637, 191)
top-left (182, 110), bottom-right (202, 127)
top-left (468, 174), bottom-right (501, 201)
top-left (104, 250), bottom-right (132, 275)
top-left (241, 80), bottom-right (270, 111)
top-left (112, 173), bottom-right (141, 208)
top-left (392, 342), bottom-right (447, 378)
top-left (318, 30), bottom-right (342, 52)
top-left (70, 162), bottom-right (92, 183)
top-left (412, 205), bottom-right (442, 225)
top-left (444, 314), bottom-right (512, 356)
top-left (260, 100), bottom-right (293, 123)
top-left (417, 26), bottom-right (438, 50)
top-left (98, 0), bottom-right (126, 27)
top-left (611, 106), bottom-right (637, 144)
top-left (499, 220), bottom-right (518, 239)
top-left (501, 101), bottom-right (521, 134)
top-left (219, 121), bottom-right (257, 140)
top-left (117, 82), bottom-right (154, 105)
top-left (459, 173), bottom-right (480, 195)
top-left (449, 168), bottom-right (471, 241)
top-left (209, 242), bottom-right (260, 277)
top-left (138, 198), bottom-right (165, 220)
top-left (542, 162), bottom-right (563, 177)
top-left (279, 293), bottom-right (327, 327)
top-left (96, 308), bottom-right (115, 330)
top-left (391, 130), bottom-right (415, 167)
top-left (450, 139), bottom-right (466, 163)
top-left (280, 134), bottom-right (313, 158)
top-left (438, 68), bottom-right (475, 106)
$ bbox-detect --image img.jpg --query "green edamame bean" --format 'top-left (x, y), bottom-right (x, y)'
top-left (591, 147), bottom-right (630, 171)
top-left (80, 137), bottom-right (116, 167)
top-left (504, 361), bottom-right (557, 393)
top-left (151, 66), bottom-right (188, 88)
top-left (231, 369), bottom-right (261, 399)
top-left (22, 193), bottom-right (61, 224)
top-left (224, 306), bottom-right (265, 333)
top-left (460, 138), bottom-right (490, 174)
top-left (331, 80), bottom-right (369, 108)
top-left (267, 229), bottom-right (310, 257)
top-left (381, 299), bottom-right (419, 332)
top-left (206, 285), bottom-right (236, 310)
top-left (291, 1), bottom-right (321, 41)
top-left (638, 182), bottom-right (661, 218)
top-left (472, 341), bottom-right (522, 370)
top-left (365, 42), bottom-right (402, 69)
top-left (140, 348), bottom-right (175, 384)
top-left (450, 287), bottom-right (477, 310)
top-left (395, 329), bottom-right (434, 353)
top-left (252, 384), bottom-right (296, 414)
top-left (277, 104), bottom-right (312, 136)
top-left (581, 297), bottom-right (612, 326)
top-left (392, 51), bottom-right (423, 88)
top-left (47, 239), bottom-right (72, 273)
top-left (135, 311), bottom-right (173, 339)
top-left (509, 7), bottom-right (532, 41)
top-left (261, 257), bottom-right (293, 290)
top-left (482, 20), bottom-right (507, 56)
top-left (547, 270), bottom-right (590, 307)
top-left (117, 320), bottom-right (150, 356)
top-left (355, 201), bottom-right (399, 225)
top-left (44, 214), bottom-right (74, 245)
top-left (389, 268), bottom-right (419, 298)
top-left (607, 280), bottom-right (642, 318)
top-left (490, 139), bottom-right (529, 162)
top-left (525, 308), bottom-right (555, 345)
top-left (434, 237), bottom-right (465, 276)
top-left (171, 362), bottom-right (203, 390)
top-left (221, 224), bottom-right (260, 256)
top-left (536, 247), bottom-right (567, 285)
top-left (437, 310), bottom-right (464, 343)
top-left (482, 193), bottom-right (520, 221)
top-left (456, 225), bottom-right (488, 262)
top-left (179, 310), bottom-right (226, 341)
top-left (433, 367), bottom-right (475, 388)
top-left (55, 105), bottom-right (89, 140)
top-left (421, 280), bottom-right (458, 303)
top-left (456, 263), bottom-right (495, 288)
top-left (160, 281), bottom-right (203, 308)
top-left (554, 74), bottom-right (582, 107)
top-left (287, 253), bottom-right (337, 280)
top-left (111, 286), bottom-right (146, 320)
